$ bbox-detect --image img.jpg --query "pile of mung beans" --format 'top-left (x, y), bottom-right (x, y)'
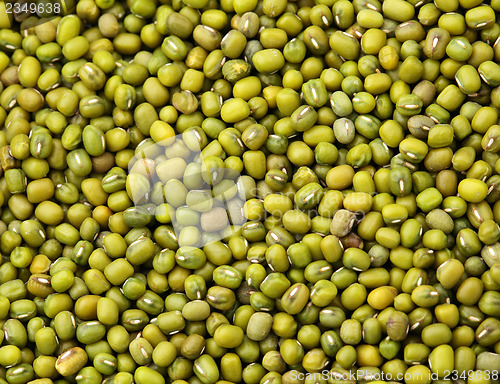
top-left (0, 0), bottom-right (500, 383)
